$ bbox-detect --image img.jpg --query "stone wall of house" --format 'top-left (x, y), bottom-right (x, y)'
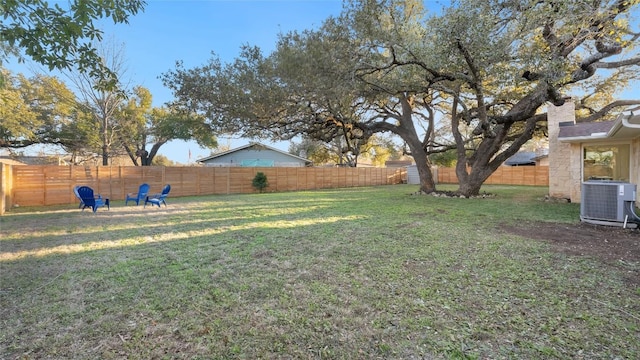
top-left (548, 99), bottom-right (578, 200)
top-left (568, 142), bottom-right (583, 202)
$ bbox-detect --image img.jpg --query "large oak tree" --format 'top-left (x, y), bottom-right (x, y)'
top-left (163, 0), bottom-right (640, 195)
top-left (411, 0), bottom-right (640, 195)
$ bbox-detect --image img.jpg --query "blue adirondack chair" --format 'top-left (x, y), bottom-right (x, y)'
top-left (125, 183), bottom-right (150, 206)
top-left (73, 185), bottom-right (86, 209)
top-left (145, 184), bottom-right (171, 208)
top-left (76, 186), bottom-right (109, 213)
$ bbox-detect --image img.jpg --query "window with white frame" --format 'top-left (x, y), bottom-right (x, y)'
top-left (583, 144), bottom-right (630, 181)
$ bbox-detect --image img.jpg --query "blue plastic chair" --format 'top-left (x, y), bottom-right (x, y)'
top-left (76, 186), bottom-right (109, 213)
top-left (145, 184), bottom-right (171, 208)
top-left (73, 186), bottom-right (86, 209)
top-left (125, 183), bottom-right (150, 206)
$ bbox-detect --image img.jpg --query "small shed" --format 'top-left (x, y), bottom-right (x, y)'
top-left (406, 165), bottom-right (420, 184)
top-left (406, 165), bottom-right (439, 185)
top-left (197, 142), bottom-right (312, 167)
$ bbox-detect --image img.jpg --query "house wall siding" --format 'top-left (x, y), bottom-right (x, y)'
top-left (201, 149), bottom-right (307, 167)
top-left (568, 143), bottom-right (583, 202)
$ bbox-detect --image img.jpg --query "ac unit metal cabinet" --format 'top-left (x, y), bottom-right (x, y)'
top-left (580, 181), bottom-right (637, 226)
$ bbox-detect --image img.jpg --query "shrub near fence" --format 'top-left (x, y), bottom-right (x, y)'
top-left (1, 165), bottom-right (406, 211)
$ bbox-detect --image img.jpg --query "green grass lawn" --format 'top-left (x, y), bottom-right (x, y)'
top-left (1, 185), bottom-right (638, 359)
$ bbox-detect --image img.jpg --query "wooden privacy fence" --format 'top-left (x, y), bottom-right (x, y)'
top-left (437, 166), bottom-right (549, 186)
top-left (0, 164), bottom-right (550, 214)
top-left (1, 165), bottom-right (406, 212)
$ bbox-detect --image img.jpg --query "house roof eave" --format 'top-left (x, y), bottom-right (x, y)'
top-left (559, 111), bottom-right (640, 143)
top-left (604, 111), bottom-right (640, 139)
top-left (195, 143), bottom-right (254, 162)
top-left (607, 115), bottom-right (624, 137)
top-left (558, 134), bottom-right (609, 143)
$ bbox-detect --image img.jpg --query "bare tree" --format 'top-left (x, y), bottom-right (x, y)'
top-left (64, 40), bottom-right (130, 165)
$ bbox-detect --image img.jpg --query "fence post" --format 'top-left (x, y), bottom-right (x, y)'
top-left (0, 164), bottom-right (7, 215)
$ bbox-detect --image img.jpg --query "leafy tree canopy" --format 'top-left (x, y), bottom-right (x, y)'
top-left (1, 0), bottom-right (145, 88)
top-left (0, 67), bottom-right (216, 165)
top-left (0, 68), bottom-right (77, 148)
top-left (163, 0), bottom-right (640, 195)
top-left (115, 86), bottom-right (218, 165)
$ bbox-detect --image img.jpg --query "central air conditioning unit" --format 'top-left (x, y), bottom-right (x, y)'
top-left (580, 181), bottom-right (638, 227)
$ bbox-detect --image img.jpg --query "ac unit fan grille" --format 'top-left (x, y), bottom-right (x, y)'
top-left (582, 184), bottom-right (618, 220)
top-left (581, 181), bottom-right (637, 225)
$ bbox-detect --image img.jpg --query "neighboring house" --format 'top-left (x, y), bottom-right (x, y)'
top-left (532, 154), bottom-right (549, 167)
top-left (0, 155), bottom-right (63, 165)
top-left (505, 151), bottom-right (536, 166)
top-left (548, 99), bottom-right (640, 203)
top-left (197, 142), bottom-right (313, 167)
top-left (504, 151), bottom-right (549, 166)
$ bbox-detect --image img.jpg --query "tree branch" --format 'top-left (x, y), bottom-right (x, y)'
top-left (577, 99), bottom-right (640, 123)
top-left (593, 56), bottom-right (640, 69)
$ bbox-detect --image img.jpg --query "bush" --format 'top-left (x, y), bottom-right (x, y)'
top-left (252, 172), bottom-right (269, 193)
